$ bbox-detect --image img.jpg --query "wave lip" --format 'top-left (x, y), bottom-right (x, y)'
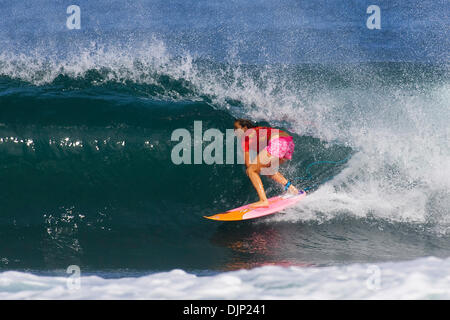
top-left (0, 256), bottom-right (449, 299)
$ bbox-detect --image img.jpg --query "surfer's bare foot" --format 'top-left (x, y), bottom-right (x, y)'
top-left (287, 185), bottom-right (299, 194)
top-left (250, 200), bottom-right (269, 208)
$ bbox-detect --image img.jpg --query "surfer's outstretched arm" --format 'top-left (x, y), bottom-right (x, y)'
top-left (244, 151), bottom-right (251, 168)
top-left (246, 149), bottom-right (283, 208)
top-left (246, 164), bottom-right (269, 208)
top-left (244, 150), bottom-right (269, 208)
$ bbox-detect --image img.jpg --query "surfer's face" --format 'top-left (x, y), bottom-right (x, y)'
top-left (233, 122), bottom-right (246, 138)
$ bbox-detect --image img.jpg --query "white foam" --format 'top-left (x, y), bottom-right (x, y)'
top-left (0, 256), bottom-right (449, 299)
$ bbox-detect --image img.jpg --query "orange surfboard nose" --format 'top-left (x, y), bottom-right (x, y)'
top-left (204, 208), bottom-right (251, 221)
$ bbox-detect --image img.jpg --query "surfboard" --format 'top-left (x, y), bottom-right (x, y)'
top-left (204, 190), bottom-right (306, 221)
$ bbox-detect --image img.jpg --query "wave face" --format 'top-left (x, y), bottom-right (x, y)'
top-left (0, 1), bottom-right (449, 276)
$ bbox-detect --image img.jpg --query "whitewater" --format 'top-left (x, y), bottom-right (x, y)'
top-left (0, 0), bottom-right (449, 300)
top-left (1, 257), bottom-right (449, 299)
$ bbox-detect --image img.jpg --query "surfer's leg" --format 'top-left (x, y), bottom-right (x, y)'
top-left (267, 158), bottom-right (287, 184)
top-left (267, 159), bottom-right (298, 193)
top-left (246, 164), bottom-right (269, 208)
top-left (269, 171), bottom-right (299, 194)
top-left (269, 171), bottom-right (287, 185)
top-left (266, 137), bottom-right (298, 194)
top-left (246, 149), bottom-right (280, 208)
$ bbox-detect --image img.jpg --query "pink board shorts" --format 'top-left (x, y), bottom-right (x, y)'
top-left (266, 136), bottom-right (295, 160)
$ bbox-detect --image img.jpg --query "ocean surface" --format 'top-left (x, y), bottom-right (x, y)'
top-left (0, 0), bottom-right (449, 299)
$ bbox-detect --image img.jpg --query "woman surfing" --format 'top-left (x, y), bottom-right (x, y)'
top-left (233, 119), bottom-right (300, 208)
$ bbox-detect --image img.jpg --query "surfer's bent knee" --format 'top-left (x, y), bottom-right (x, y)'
top-left (246, 164), bottom-right (260, 175)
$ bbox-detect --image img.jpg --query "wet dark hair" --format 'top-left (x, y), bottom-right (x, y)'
top-left (234, 118), bottom-right (256, 129)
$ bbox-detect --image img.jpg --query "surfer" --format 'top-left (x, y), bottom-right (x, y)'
top-left (234, 119), bottom-right (299, 208)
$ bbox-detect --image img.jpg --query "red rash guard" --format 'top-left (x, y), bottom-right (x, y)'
top-left (241, 127), bottom-right (284, 153)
